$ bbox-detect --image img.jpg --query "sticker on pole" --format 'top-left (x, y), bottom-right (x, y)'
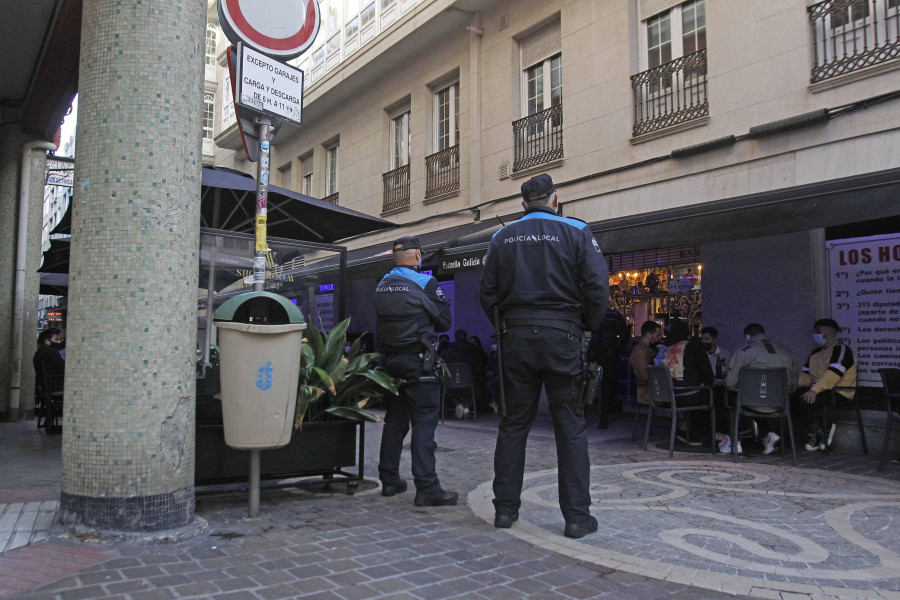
top-left (218, 0), bottom-right (320, 60)
top-left (234, 43), bottom-right (304, 126)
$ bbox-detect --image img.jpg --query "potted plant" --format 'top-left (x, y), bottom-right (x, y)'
top-left (194, 318), bottom-right (399, 487)
top-left (294, 318), bottom-right (399, 427)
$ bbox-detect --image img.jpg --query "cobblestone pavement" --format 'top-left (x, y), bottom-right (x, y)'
top-left (2, 406), bottom-right (900, 600)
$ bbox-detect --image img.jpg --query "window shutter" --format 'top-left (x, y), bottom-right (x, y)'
top-left (521, 21), bottom-right (561, 68)
top-left (640, 0), bottom-right (683, 20)
top-left (302, 158), bottom-right (313, 176)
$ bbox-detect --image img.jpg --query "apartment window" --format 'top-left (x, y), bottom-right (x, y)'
top-left (206, 22), bottom-right (218, 66)
top-left (631, 0), bottom-right (708, 136)
top-left (434, 83), bottom-right (459, 151)
top-left (513, 21), bottom-right (563, 172)
top-left (391, 110), bottom-right (411, 169)
top-left (203, 93), bottom-right (215, 140)
top-left (301, 156), bottom-right (313, 196)
top-left (809, 0), bottom-right (900, 83)
top-left (326, 144), bottom-right (339, 196)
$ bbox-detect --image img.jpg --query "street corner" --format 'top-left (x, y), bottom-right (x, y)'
top-left (469, 461), bottom-right (900, 600)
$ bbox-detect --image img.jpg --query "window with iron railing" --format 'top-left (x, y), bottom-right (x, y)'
top-left (322, 192), bottom-right (340, 204)
top-left (425, 145), bottom-right (459, 199)
top-left (632, 0), bottom-right (707, 136)
top-left (631, 49), bottom-right (708, 136)
top-left (809, 0), bottom-right (900, 83)
top-left (382, 164), bottom-right (410, 212)
top-left (512, 106), bottom-right (563, 173)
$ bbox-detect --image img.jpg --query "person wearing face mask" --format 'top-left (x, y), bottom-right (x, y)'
top-left (700, 326), bottom-right (731, 385)
top-left (33, 328), bottom-right (66, 381)
top-left (794, 318), bottom-right (857, 452)
top-left (725, 323), bottom-right (799, 454)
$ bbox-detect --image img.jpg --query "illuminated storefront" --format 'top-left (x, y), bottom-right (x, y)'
top-left (606, 246), bottom-right (703, 338)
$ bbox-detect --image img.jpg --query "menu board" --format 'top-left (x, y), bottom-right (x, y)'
top-left (827, 233), bottom-right (900, 387)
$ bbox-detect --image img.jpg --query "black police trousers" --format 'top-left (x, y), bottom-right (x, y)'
top-left (378, 354), bottom-right (442, 492)
top-left (493, 324), bottom-right (592, 526)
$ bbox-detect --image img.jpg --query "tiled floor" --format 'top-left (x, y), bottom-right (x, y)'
top-left (0, 502), bottom-right (58, 553)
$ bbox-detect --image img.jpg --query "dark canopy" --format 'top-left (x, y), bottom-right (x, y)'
top-left (40, 167), bottom-right (395, 295)
top-left (200, 166), bottom-right (394, 243)
top-left (48, 166), bottom-right (395, 243)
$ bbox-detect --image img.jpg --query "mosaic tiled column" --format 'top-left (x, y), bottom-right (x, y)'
top-left (60, 0), bottom-right (205, 531)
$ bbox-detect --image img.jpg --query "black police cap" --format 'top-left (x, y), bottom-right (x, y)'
top-left (392, 236), bottom-right (421, 252)
top-left (521, 173), bottom-right (556, 202)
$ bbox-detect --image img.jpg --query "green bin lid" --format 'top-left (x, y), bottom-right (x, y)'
top-left (214, 291), bottom-right (305, 324)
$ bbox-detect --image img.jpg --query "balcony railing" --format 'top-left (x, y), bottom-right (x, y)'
top-left (322, 192), bottom-right (339, 205)
top-left (425, 145), bottom-right (459, 199)
top-left (382, 164), bottom-right (410, 212)
top-left (512, 105), bottom-right (564, 173)
top-left (808, 0), bottom-right (900, 83)
top-left (631, 49), bottom-right (708, 137)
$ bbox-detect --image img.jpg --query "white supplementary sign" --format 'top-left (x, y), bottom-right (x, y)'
top-left (827, 233), bottom-right (900, 387)
top-left (46, 159), bottom-right (74, 187)
top-left (235, 44), bottom-right (304, 125)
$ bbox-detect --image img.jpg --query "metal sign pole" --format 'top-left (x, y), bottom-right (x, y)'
top-left (249, 117), bottom-right (272, 519)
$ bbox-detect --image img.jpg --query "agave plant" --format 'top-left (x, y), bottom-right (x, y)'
top-left (294, 318), bottom-right (399, 429)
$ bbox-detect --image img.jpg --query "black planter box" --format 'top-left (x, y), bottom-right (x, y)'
top-left (195, 395), bottom-right (364, 487)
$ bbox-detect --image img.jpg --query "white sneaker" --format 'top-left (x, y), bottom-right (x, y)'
top-left (718, 435), bottom-right (732, 454)
top-left (454, 404), bottom-right (465, 420)
top-left (825, 423), bottom-right (837, 448)
top-left (718, 436), bottom-right (743, 454)
top-left (762, 432), bottom-right (781, 455)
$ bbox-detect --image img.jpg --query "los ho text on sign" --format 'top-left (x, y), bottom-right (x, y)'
top-left (235, 44), bottom-right (304, 126)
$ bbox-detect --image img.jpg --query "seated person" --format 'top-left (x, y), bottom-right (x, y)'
top-left (794, 318), bottom-right (856, 452)
top-left (663, 319), bottom-right (715, 445)
top-left (467, 335), bottom-right (494, 413)
top-left (629, 321), bottom-right (663, 409)
top-left (726, 323), bottom-right (799, 454)
top-left (700, 326), bottom-right (731, 385)
top-left (33, 328), bottom-right (66, 383)
top-left (444, 329), bottom-right (475, 419)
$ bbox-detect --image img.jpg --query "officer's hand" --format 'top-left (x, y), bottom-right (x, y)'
top-left (802, 390), bottom-right (817, 404)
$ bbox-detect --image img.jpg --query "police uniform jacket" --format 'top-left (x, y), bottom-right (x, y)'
top-left (725, 333), bottom-right (799, 391)
top-left (480, 206), bottom-right (609, 330)
top-left (375, 266), bottom-right (451, 354)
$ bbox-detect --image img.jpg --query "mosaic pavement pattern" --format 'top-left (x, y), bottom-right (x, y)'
top-left (470, 461), bottom-right (900, 600)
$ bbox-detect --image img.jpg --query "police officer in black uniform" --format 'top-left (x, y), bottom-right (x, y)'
top-left (375, 236), bottom-right (458, 506)
top-left (481, 174), bottom-right (609, 539)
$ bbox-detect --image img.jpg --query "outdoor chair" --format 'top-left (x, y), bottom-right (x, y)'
top-left (642, 365), bottom-right (715, 458)
top-left (819, 385), bottom-right (867, 455)
top-left (877, 368), bottom-right (900, 471)
top-left (629, 362), bottom-right (649, 441)
top-left (441, 362), bottom-right (477, 423)
top-left (730, 367), bottom-right (796, 466)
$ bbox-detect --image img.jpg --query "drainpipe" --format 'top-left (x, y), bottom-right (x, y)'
top-left (9, 140), bottom-right (57, 422)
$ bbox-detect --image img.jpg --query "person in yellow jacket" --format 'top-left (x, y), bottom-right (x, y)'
top-left (795, 318), bottom-right (857, 452)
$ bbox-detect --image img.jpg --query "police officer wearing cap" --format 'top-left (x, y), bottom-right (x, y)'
top-left (375, 236), bottom-right (458, 506)
top-left (480, 173), bottom-right (609, 539)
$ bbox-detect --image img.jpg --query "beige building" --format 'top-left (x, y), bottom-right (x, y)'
top-left (209, 0), bottom-right (900, 381)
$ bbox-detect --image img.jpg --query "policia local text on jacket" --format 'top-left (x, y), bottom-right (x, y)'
top-left (375, 236), bottom-right (458, 507)
top-left (480, 173), bottom-right (609, 539)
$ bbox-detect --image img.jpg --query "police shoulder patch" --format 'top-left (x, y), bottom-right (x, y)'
top-left (436, 286), bottom-right (446, 300)
top-left (592, 238), bottom-right (602, 253)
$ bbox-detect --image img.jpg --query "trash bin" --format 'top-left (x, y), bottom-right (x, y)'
top-left (214, 291), bottom-right (306, 450)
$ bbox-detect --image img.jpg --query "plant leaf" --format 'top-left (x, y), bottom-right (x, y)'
top-left (312, 367), bottom-right (336, 395)
top-left (360, 369), bottom-right (400, 394)
top-left (324, 406), bottom-right (381, 422)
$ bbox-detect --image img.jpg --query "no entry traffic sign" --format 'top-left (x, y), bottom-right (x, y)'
top-left (218, 0), bottom-right (320, 60)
